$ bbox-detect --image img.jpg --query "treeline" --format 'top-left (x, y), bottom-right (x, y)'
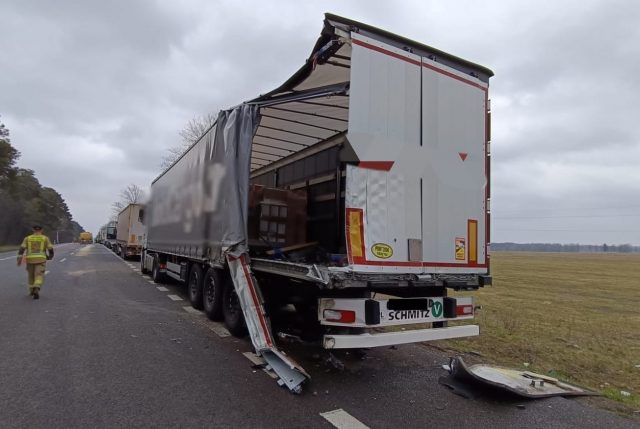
top-left (0, 119), bottom-right (84, 245)
top-left (492, 242), bottom-right (640, 253)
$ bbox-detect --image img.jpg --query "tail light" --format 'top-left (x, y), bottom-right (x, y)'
top-left (456, 304), bottom-right (474, 316)
top-left (324, 309), bottom-right (356, 323)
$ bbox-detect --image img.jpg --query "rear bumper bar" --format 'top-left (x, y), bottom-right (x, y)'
top-left (323, 325), bottom-right (479, 349)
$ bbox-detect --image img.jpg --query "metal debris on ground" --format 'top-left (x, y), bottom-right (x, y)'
top-left (444, 356), bottom-right (599, 398)
top-left (326, 353), bottom-right (345, 371)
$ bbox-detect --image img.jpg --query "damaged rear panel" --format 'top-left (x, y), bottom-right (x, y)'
top-left (346, 32), bottom-right (489, 275)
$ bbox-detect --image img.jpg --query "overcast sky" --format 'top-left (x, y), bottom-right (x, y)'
top-left (1, 0), bottom-right (639, 245)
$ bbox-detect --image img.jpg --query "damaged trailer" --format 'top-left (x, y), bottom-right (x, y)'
top-left (141, 13), bottom-right (493, 393)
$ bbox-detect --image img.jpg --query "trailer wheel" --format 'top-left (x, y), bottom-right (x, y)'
top-left (188, 264), bottom-right (204, 310)
top-left (202, 268), bottom-right (223, 321)
top-left (223, 281), bottom-right (247, 337)
top-left (151, 256), bottom-right (165, 283)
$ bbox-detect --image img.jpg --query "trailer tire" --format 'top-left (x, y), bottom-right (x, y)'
top-left (223, 281), bottom-right (247, 337)
top-left (140, 251), bottom-right (148, 274)
top-left (202, 268), bottom-right (223, 321)
top-left (188, 264), bottom-right (204, 310)
top-left (151, 256), bottom-right (165, 283)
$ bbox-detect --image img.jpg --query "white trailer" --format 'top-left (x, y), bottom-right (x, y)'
top-left (116, 204), bottom-right (144, 259)
top-left (142, 13), bottom-right (492, 393)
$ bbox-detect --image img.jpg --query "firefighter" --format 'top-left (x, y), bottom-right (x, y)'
top-left (17, 225), bottom-right (54, 299)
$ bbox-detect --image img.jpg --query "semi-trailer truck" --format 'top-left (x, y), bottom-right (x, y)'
top-left (141, 13), bottom-right (493, 392)
top-left (116, 204), bottom-right (144, 259)
top-left (104, 221), bottom-right (117, 250)
top-left (95, 225), bottom-right (106, 244)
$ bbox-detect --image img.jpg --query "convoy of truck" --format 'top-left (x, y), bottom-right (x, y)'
top-left (99, 14), bottom-right (492, 393)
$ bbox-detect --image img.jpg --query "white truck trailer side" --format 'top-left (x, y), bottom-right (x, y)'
top-left (142, 13), bottom-right (493, 392)
top-left (116, 204), bottom-right (144, 259)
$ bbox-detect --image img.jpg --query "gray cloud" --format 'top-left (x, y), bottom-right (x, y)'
top-left (1, 0), bottom-right (639, 245)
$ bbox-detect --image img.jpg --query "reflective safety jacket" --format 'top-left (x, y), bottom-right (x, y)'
top-left (21, 234), bottom-right (53, 264)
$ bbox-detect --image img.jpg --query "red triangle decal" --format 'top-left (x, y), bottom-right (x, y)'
top-left (459, 152), bottom-right (468, 161)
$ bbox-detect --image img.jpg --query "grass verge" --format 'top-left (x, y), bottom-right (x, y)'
top-left (435, 252), bottom-right (640, 411)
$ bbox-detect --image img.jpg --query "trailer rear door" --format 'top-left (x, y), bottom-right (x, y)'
top-left (346, 33), bottom-right (489, 274)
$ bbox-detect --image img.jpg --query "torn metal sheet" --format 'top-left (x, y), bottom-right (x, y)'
top-left (262, 350), bottom-right (308, 394)
top-left (227, 254), bottom-right (309, 393)
top-left (449, 357), bottom-right (598, 398)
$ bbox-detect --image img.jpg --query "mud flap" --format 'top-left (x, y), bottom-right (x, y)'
top-left (226, 254), bottom-right (309, 393)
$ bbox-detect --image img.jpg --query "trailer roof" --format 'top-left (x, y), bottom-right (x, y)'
top-left (155, 13), bottom-right (493, 180)
top-left (247, 13), bottom-right (493, 174)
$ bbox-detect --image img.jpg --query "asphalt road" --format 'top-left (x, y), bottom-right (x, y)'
top-left (0, 244), bottom-right (637, 428)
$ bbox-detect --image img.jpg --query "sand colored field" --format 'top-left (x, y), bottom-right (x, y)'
top-left (441, 251), bottom-right (640, 407)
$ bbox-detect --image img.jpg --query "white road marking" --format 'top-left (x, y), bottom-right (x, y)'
top-left (45, 270), bottom-right (50, 275)
top-left (156, 286), bottom-right (169, 291)
top-left (167, 294), bottom-right (183, 301)
top-left (208, 322), bottom-right (231, 338)
top-left (0, 256), bottom-right (16, 261)
top-left (147, 280), bottom-right (156, 284)
top-left (320, 409), bottom-right (370, 429)
top-left (182, 306), bottom-right (203, 315)
top-left (60, 258), bottom-right (67, 262)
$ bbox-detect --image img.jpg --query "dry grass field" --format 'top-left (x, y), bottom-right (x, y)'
top-left (439, 252), bottom-right (640, 408)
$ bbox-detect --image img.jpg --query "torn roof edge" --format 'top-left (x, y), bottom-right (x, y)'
top-left (251, 12), bottom-right (494, 104)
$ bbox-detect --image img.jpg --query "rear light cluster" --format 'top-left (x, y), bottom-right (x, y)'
top-left (323, 309), bottom-right (356, 323)
top-left (456, 304), bottom-right (474, 316)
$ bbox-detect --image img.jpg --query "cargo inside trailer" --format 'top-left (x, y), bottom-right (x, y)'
top-left (249, 138), bottom-right (346, 264)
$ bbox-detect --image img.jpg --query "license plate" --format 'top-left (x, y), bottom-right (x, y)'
top-left (380, 298), bottom-right (444, 325)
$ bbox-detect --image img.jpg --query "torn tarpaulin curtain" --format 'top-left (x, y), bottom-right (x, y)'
top-left (206, 104), bottom-right (260, 261)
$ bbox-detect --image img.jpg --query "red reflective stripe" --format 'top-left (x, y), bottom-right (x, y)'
top-left (352, 38), bottom-right (421, 66)
top-left (351, 260), bottom-right (487, 268)
top-left (358, 161), bottom-right (394, 171)
top-left (239, 254), bottom-right (273, 348)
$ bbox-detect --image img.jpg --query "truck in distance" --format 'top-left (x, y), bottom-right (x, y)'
top-left (79, 231), bottom-right (93, 244)
top-left (141, 13), bottom-right (492, 392)
top-left (103, 221), bottom-right (117, 250)
top-left (116, 204), bottom-right (144, 259)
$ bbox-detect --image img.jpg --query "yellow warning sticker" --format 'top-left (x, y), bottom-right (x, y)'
top-left (371, 243), bottom-right (393, 259)
top-left (455, 238), bottom-right (466, 261)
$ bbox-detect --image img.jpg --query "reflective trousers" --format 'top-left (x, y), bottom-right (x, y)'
top-left (26, 262), bottom-right (46, 288)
